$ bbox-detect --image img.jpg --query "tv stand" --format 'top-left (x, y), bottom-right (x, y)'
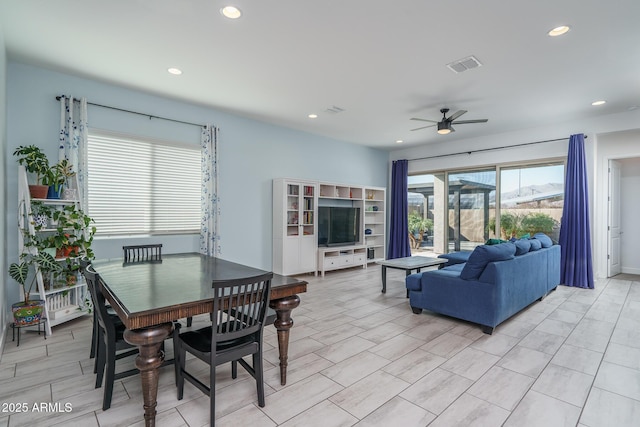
top-left (317, 244), bottom-right (367, 277)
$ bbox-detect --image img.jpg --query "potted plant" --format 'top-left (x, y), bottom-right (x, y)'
top-left (9, 251), bottom-right (63, 325)
top-left (13, 145), bottom-right (50, 199)
top-left (51, 204), bottom-right (96, 259)
top-left (43, 162), bottom-right (64, 199)
top-left (408, 212), bottom-right (433, 249)
top-left (44, 159), bottom-right (76, 199)
top-left (29, 201), bottom-right (55, 230)
top-left (408, 212), bottom-right (432, 239)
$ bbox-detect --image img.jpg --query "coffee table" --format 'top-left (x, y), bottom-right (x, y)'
top-left (377, 256), bottom-right (447, 296)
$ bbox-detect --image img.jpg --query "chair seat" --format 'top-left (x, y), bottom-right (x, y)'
top-left (180, 325), bottom-right (256, 354)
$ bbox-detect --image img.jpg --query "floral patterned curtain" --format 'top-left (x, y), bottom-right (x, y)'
top-left (58, 95), bottom-right (88, 209)
top-left (200, 124), bottom-right (221, 256)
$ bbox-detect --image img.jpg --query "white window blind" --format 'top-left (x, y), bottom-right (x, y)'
top-left (87, 130), bottom-right (201, 236)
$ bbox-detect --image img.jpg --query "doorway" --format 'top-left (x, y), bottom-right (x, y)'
top-left (607, 157), bottom-right (640, 277)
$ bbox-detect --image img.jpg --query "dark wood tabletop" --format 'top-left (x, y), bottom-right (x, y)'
top-left (93, 253), bottom-right (307, 330)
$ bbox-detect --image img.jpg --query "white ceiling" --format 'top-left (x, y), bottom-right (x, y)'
top-left (1, 0), bottom-right (639, 149)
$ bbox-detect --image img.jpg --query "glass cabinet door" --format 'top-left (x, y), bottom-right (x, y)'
top-left (286, 184), bottom-right (315, 237)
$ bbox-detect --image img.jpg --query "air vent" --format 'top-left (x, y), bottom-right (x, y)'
top-left (324, 105), bottom-right (345, 114)
top-left (446, 55), bottom-right (482, 74)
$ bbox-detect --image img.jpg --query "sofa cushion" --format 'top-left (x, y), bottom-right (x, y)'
top-left (529, 239), bottom-right (542, 251)
top-left (514, 239), bottom-right (531, 255)
top-left (460, 243), bottom-right (516, 280)
top-left (533, 233), bottom-right (553, 248)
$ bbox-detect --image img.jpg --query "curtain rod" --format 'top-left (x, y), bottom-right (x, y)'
top-left (408, 135), bottom-right (587, 162)
top-left (55, 95), bottom-right (206, 128)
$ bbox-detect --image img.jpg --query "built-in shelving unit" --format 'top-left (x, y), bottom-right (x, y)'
top-left (274, 178), bottom-right (386, 277)
top-left (363, 187), bottom-right (386, 262)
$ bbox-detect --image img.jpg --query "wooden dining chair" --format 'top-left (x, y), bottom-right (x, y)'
top-left (81, 257), bottom-right (119, 374)
top-left (173, 272), bottom-right (273, 426)
top-left (123, 243), bottom-right (162, 262)
top-left (122, 244), bottom-right (192, 327)
top-left (81, 257), bottom-right (102, 366)
top-left (83, 264), bottom-right (140, 410)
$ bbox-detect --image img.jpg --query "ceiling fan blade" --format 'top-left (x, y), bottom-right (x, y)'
top-left (410, 124), bottom-right (436, 131)
top-left (451, 119), bottom-right (488, 124)
top-left (447, 110), bottom-right (467, 121)
top-left (410, 117), bottom-right (438, 123)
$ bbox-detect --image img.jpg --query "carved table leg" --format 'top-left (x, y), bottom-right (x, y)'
top-left (124, 322), bottom-right (173, 427)
top-left (270, 295), bottom-right (300, 385)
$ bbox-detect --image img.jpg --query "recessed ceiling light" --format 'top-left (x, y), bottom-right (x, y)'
top-left (591, 100), bottom-right (606, 106)
top-left (308, 114), bottom-right (318, 119)
top-left (167, 67), bottom-right (182, 75)
top-left (548, 25), bottom-right (571, 37)
top-left (221, 6), bottom-right (242, 19)
top-left (396, 140), bottom-right (403, 144)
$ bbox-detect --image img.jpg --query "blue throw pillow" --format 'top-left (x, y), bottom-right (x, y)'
top-left (514, 239), bottom-right (531, 255)
top-left (460, 243), bottom-right (516, 280)
top-left (529, 239), bottom-right (542, 251)
top-left (533, 233), bottom-right (553, 248)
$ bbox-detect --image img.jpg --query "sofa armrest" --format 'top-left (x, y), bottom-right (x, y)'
top-left (438, 251), bottom-right (472, 267)
top-left (406, 273), bottom-right (423, 291)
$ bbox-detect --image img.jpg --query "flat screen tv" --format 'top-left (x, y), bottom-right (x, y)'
top-left (318, 206), bottom-right (360, 246)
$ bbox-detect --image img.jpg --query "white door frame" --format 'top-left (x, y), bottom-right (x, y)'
top-left (607, 159), bottom-right (621, 277)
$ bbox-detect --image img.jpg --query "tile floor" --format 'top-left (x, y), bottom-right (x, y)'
top-left (1, 266), bottom-right (639, 426)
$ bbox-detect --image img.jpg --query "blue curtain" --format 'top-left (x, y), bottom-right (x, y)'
top-left (388, 160), bottom-right (411, 259)
top-left (559, 134), bottom-right (594, 288)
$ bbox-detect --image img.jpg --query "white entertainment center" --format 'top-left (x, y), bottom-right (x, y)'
top-left (273, 178), bottom-right (386, 276)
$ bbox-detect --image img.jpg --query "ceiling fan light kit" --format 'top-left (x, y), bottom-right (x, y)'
top-left (437, 122), bottom-right (452, 134)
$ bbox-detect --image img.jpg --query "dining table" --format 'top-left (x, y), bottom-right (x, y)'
top-left (92, 253), bottom-right (308, 427)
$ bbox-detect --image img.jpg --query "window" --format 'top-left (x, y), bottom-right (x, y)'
top-left (498, 163), bottom-right (564, 242)
top-left (408, 160), bottom-right (564, 255)
top-left (87, 130), bottom-right (201, 236)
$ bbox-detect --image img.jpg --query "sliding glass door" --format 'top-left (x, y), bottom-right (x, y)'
top-left (408, 173), bottom-right (445, 255)
top-left (408, 161), bottom-right (563, 256)
top-left (447, 169), bottom-right (496, 252)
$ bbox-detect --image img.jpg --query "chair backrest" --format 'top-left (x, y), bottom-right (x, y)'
top-left (211, 273), bottom-right (273, 345)
top-left (84, 264), bottom-right (117, 337)
top-left (79, 256), bottom-right (91, 274)
top-left (123, 244), bottom-right (162, 263)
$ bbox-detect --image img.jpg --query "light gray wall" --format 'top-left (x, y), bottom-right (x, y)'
top-left (4, 62), bottom-right (388, 315)
top-left (0, 24), bottom-right (8, 350)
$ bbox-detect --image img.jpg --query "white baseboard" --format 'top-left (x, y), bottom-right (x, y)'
top-left (621, 267), bottom-right (640, 275)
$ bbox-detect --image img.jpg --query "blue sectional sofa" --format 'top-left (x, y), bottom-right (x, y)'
top-left (405, 235), bottom-right (561, 334)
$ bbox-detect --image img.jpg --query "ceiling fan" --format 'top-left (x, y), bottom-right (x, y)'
top-left (410, 108), bottom-right (488, 134)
